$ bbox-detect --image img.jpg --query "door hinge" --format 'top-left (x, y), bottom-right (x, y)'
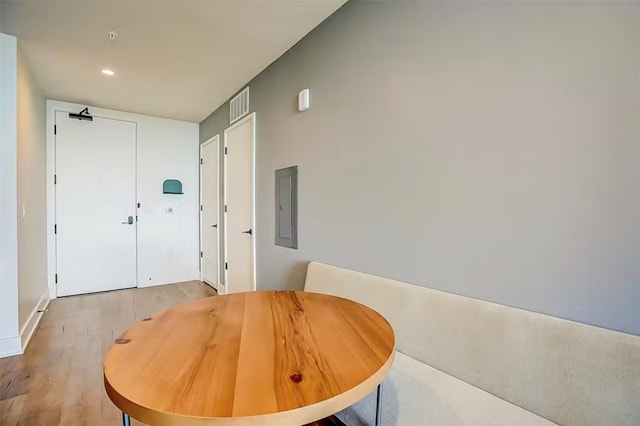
top-left (200, 251), bottom-right (203, 258)
top-left (54, 174), bottom-right (57, 184)
top-left (136, 215), bottom-right (139, 222)
top-left (54, 125), bottom-right (57, 135)
top-left (200, 205), bottom-right (203, 212)
top-left (225, 262), bottom-right (228, 270)
top-left (224, 205), bottom-right (227, 213)
top-left (55, 274), bottom-right (58, 284)
top-left (54, 224), bottom-right (57, 234)
top-left (224, 147), bottom-right (228, 155)
top-left (200, 158), bottom-right (203, 165)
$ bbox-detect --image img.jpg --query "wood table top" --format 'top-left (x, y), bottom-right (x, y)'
top-left (104, 291), bottom-right (395, 426)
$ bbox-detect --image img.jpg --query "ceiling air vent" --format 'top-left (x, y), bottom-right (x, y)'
top-left (230, 87), bottom-right (250, 124)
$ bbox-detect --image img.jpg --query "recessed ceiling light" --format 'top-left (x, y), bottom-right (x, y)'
top-left (101, 69), bottom-right (115, 76)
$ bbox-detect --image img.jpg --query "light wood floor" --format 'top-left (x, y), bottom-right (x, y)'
top-left (0, 282), bottom-right (345, 426)
top-left (0, 281), bottom-right (216, 426)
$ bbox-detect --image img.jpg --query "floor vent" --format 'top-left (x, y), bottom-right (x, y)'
top-left (230, 87), bottom-right (249, 124)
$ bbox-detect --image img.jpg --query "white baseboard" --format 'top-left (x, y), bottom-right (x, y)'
top-left (20, 290), bottom-right (51, 352)
top-left (203, 279), bottom-right (218, 291)
top-left (0, 335), bottom-right (22, 358)
top-left (138, 275), bottom-right (202, 289)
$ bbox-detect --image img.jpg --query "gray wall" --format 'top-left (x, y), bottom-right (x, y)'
top-left (200, 1), bottom-right (640, 335)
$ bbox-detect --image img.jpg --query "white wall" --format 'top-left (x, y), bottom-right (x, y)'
top-left (0, 33), bottom-right (20, 357)
top-left (136, 116), bottom-right (201, 286)
top-left (46, 101), bottom-right (200, 298)
top-left (17, 45), bottom-right (49, 348)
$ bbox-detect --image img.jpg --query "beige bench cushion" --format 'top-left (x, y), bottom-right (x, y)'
top-left (337, 351), bottom-right (555, 426)
top-left (304, 261), bottom-right (640, 426)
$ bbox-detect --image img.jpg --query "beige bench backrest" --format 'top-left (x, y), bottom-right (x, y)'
top-left (304, 261), bottom-right (640, 426)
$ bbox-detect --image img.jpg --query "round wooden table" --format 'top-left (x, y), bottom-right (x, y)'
top-left (104, 291), bottom-right (395, 426)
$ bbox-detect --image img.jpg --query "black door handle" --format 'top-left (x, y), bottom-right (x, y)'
top-left (210, 224), bottom-right (217, 228)
top-left (242, 229), bottom-right (252, 235)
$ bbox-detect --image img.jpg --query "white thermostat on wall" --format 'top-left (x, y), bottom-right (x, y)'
top-left (298, 89), bottom-right (310, 112)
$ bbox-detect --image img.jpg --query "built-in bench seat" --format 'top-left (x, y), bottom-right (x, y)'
top-left (340, 351), bottom-right (554, 426)
top-left (304, 261), bottom-right (640, 426)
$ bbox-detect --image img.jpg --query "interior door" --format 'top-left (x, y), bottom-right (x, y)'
top-left (224, 113), bottom-right (255, 294)
top-left (55, 111), bottom-right (137, 296)
top-left (201, 136), bottom-right (219, 288)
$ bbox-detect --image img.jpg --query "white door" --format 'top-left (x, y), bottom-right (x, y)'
top-left (55, 111), bottom-right (137, 296)
top-left (200, 135), bottom-right (219, 288)
top-left (224, 113), bottom-right (255, 294)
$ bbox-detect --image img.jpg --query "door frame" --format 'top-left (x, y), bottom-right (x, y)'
top-left (199, 134), bottom-right (220, 289)
top-left (50, 108), bottom-right (139, 297)
top-left (223, 112), bottom-right (256, 293)
top-left (46, 101), bottom-right (144, 299)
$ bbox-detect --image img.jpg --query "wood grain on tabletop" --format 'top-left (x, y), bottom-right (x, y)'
top-left (104, 291), bottom-right (395, 426)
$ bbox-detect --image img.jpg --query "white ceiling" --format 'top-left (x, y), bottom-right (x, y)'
top-left (0, 0), bottom-right (347, 122)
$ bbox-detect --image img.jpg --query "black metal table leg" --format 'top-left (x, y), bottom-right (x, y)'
top-left (375, 382), bottom-right (382, 426)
